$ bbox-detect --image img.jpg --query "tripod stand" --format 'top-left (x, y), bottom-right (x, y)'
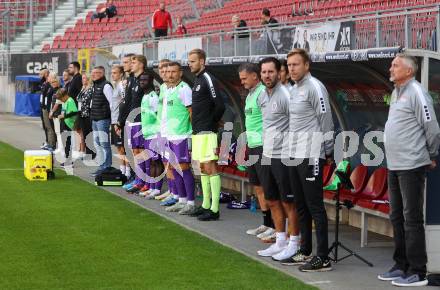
top-left (328, 170), bottom-right (373, 267)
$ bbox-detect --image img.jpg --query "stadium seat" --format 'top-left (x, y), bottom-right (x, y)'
top-left (323, 160), bottom-right (350, 190)
top-left (48, 0), bottom-right (436, 50)
top-left (341, 167), bottom-right (388, 204)
top-left (357, 190), bottom-right (389, 213)
top-left (324, 164), bottom-right (368, 200)
top-left (322, 164), bottom-right (334, 186)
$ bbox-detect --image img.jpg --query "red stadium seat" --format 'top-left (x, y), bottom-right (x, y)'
top-left (49, 0), bottom-right (432, 49)
top-left (223, 166), bottom-right (235, 175)
top-left (324, 164), bottom-right (368, 200)
top-left (341, 167), bottom-right (388, 204)
top-left (357, 190), bottom-right (389, 214)
top-left (322, 164), bottom-right (334, 186)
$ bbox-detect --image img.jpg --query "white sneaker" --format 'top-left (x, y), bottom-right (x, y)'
top-left (246, 225), bottom-right (269, 236)
top-left (257, 228), bottom-right (275, 239)
top-left (72, 151), bottom-right (81, 160)
top-left (260, 232), bottom-right (276, 243)
top-left (155, 190), bottom-right (170, 200)
top-left (146, 189), bottom-right (161, 200)
top-left (165, 202), bottom-right (186, 212)
top-left (257, 242), bottom-right (287, 257)
top-left (272, 240), bottom-right (298, 261)
top-left (178, 203), bottom-right (196, 215)
top-left (138, 190), bottom-right (149, 197)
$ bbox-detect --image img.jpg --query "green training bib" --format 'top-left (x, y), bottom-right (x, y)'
top-left (244, 83), bottom-right (265, 148)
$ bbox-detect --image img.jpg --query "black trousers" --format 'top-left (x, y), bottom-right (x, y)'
top-left (63, 123), bottom-right (72, 160)
top-left (154, 28), bottom-right (168, 38)
top-left (289, 158), bottom-right (329, 258)
top-left (40, 107), bottom-right (48, 143)
top-left (388, 166), bottom-right (428, 277)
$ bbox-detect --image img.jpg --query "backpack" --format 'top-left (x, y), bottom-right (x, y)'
top-left (95, 167), bottom-right (127, 186)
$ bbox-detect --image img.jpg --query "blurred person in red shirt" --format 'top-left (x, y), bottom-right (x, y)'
top-left (175, 16), bottom-right (187, 36)
top-left (152, 1), bottom-right (172, 38)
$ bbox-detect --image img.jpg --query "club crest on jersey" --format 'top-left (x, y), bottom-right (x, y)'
top-left (272, 103), bottom-right (277, 111)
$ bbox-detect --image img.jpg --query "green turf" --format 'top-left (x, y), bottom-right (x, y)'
top-left (0, 142), bottom-right (316, 290)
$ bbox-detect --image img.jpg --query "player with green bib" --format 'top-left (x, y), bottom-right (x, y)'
top-left (157, 61), bottom-right (196, 215)
top-left (238, 63), bottom-right (275, 240)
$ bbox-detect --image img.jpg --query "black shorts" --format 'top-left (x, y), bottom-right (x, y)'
top-left (111, 124), bottom-right (123, 146)
top-left (78, 116), bottom-right (91, 132)
top-left (247, 146), bottom-right (264, 186)
top-left (259, 158), bottom-right (294, 203)
top-left (288, 158), bottom-right (324, 202)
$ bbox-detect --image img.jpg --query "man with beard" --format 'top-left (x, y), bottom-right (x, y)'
top-left (255, 57), bottom-right (300, 261)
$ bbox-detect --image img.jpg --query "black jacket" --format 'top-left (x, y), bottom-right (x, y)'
top-left (233, 20), bottom-right (249, 38)
top-left (48, 85), bottom-right (61, 116)
top-left (39, 79), bottom-right (51, 109)
top-left (128, 74), bottom-right (144, 123)
top-left (68, 73), bottom-right (83, 103)
top-left (118, 73), bottom-right (134, 126)
top-left (90, 77), bottom-right (112, 121)
top-left (191, 69), bottom-right (225, 134)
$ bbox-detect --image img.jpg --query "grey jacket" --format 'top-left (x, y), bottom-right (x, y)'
top-left (258, 82), bottom-right (290, 159)
top-left (111, 81), bottom-right (125, 124)
top-left (289, 73), bottom-right (334, 159)
top-left (384, 78), bottom-right (440, 170)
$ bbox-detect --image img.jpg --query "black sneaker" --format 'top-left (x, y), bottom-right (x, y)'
top-left (280, 250), bottom-right (312, 266)
top-left (189, 206), bottom-right (209, 217)
top-left (299, 256), bottom-right (332, 272)
top-left (197, 209), bottom-right (220, 221)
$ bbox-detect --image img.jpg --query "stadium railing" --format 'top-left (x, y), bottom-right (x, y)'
top-left (72, 3), bottom-right (439, 61)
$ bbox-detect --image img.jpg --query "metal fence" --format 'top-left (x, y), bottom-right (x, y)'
top-left (135, 4), bottom-right (440, 61)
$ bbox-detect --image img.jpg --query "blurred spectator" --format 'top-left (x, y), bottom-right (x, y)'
top-left (39, 69), bottom-right (56, 151)
top-left (279, 59), bottom-right (289, 86)
top-left (56, 88), bottom-right (79, 164)
top-left (303, 30), bottom-right (310, 52)
top-left (293, 30), bottom-right (301, 48)
top-left (232, 15), bottom-right (249, 38)
top-left (62, 69), bottom-right (72, 93)
top-left (48, 73), bottom-right (64, 156)
top-left (67, 61), bottom-right (83, 105)
top-left (175, 16), bottom-right (187, 36)
top-left (292, 1), bottom-right (313, 16)
top-left (76, 74), bottom-right (94, 159)
top-left (92, 0), bottom-right (117, 21)
top-left (152, 1), bottom-right (172, 38)
top-left (90, 66), bottom-right (113, 176)
top-left (261, 8), bottom-right (278, 26)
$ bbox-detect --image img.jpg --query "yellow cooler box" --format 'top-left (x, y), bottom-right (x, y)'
top-left (24, 150), bottom-right (53, 181)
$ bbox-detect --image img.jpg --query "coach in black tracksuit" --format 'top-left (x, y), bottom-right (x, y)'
top-left (188, 48), bottom-right (225, 221)
top-left (68, 61), bottom-right (83, 105)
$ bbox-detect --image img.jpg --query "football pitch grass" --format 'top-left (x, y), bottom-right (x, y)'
top-left (0, 141), bottom-right (316, 290)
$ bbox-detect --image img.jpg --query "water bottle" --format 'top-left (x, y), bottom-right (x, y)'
top-left (250, 196), bottom-right (257, 213)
